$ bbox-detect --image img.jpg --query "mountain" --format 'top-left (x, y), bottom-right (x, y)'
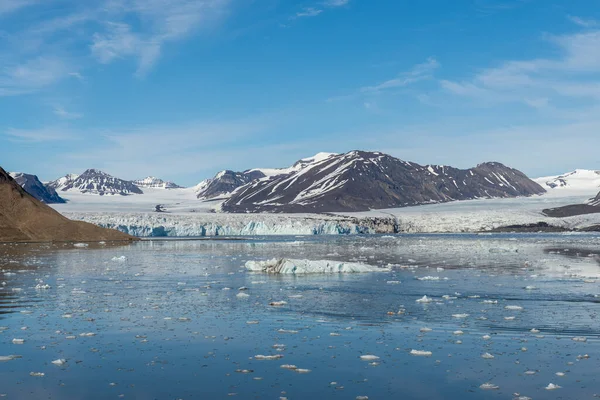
top-left (590, 191), bottom-right (600, 207)
top-left (218, 150), bottom-right (545, 213)
top-left (195, 153), bottom-right (338, 199)
top-left (133, 176), bottom-right (183, 189)
top-left (195, 170), bottom-right (267, 199)
top-left (534, 169), bottom-right (600, 191)
top-left (9, 172), bottom-right (65, 204)
top-left (0, 167), bottom-right (135, 242)
top-left (46, 173), bottom-right (80, 191)
top-left (48, 169), bottom-right (143, 196)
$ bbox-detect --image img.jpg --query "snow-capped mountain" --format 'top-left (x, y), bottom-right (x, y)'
top-left (535, 169), bottom-right (600, 190)
top-left (46, 173), bottom-right (80, 191)
top-left (590, 191), bottom-right (600, 207)
top-left (9, 172), bottom-right (65, 204)
top-left (219, 150), bottom-right (545, 213)
top-left (195, 170), bottom-right (267, 199)
top-left (48, 169), bottom-right (143, 196)
top-left (133, 176), bottom-right (182, 189)
top-left (195, 153), bottom-right (338, 199)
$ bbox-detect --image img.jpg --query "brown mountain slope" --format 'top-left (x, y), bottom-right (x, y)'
top-left (0, 166), bottom-right (136, 243)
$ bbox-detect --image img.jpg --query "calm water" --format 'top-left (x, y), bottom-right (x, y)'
top-left (1, 234), bottom-right (599, 399)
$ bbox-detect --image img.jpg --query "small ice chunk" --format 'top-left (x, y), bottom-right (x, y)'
top-left (555, 372), bottom-right (565, 377)
top-left (416, 295), bottom-right (433, 303)
top-left (530, 328), bottom-right (540, 334)
top-left (505, 305), bottom-right (523, 311)
top-left (452, 314), bottom-right (469, 318)
top-left (280, 364), bottom-right (297, 370)
top-left (480, 383), bottom-right (499, 390)
top-left (545, 383), bottom-right (561, 390)
top-left (410, 350), bottom-right (432, 356)
top-left (12, 339), bottom-right (24, 344)
top-left (417, 276), bottom-right (440, 281)
top-left (572, 337), bottom-right (587, 342)
top-left (295, 368), bottom-right (311, 374)
top-left (29, 372), bottom-right (45, 377)
top-left (453, 330), bottom-right (464, 335)
top-left (0, 355), bottom-right (21, 362)
top-left (236, 292), bottom-right (250, 299)
top-left (254, 354), bottom-right (284, 360)
top-left (52, 359), bottom-right (66, 366)
top-left (359, 355), bottom-right (380, 361)
top-left (73, 243), bottom-right (88, 248)
top-left (420, 327), bottom-right (432, 333)
top-left (481, 353), bottom-right (494, 359)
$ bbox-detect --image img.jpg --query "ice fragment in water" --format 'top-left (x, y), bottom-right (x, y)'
top-left (245, 258), bottom-right (390, 274)
top-left (410, 350), bottom-right (432, 356)
top-left (505, 305), bottom-right (523, 310)
top-left (52, 359), bottom-right (66, 366)
top-left (481, 353), bottom-right (494, 359)
top-left (545, 383), bottom-right (561, 390)
top-left (416, 295), bottom-right (433, 303)
top-left (359, 355), bottom-right (380, 361)
top-left (479, 383), bottom-right (499, 390)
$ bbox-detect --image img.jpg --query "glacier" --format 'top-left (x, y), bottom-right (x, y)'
top-left (62, 212), bottom-right (395, 237)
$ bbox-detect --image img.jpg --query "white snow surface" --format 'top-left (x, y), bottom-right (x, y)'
top-left (535, 169), bottom-right (600, 191)
top-left (50, 178), bottom-right (600, 236)
top-left (245, 258), bottom-right (390, 274)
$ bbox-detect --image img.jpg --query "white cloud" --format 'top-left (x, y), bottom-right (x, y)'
top-left (567, 15), bottom-right (598, 28)
top-left (295, 8), bottom-right (323, 18)
top-left (324, 0), bottom-right (349, 7)
top-left (3, 127), bottom-right (77, 142)
top-left (440, 27), bottom-right (600, 106)
top-left (361, 57), bottom-right (439, 94)
top-left (0, 57), bottom-right (69, 96)
top-left (53, 105), bottom-right (83, 120)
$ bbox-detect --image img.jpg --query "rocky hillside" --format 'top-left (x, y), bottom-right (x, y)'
top-left (220, 151), bottom-right (545, 213)
top-left (9, 172), bottom-right (65, 204)
top-left (0, 167), bottom-right (136, 242)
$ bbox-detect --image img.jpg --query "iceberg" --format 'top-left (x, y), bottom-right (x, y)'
top-left (245, 258), bottom-right (390, 274)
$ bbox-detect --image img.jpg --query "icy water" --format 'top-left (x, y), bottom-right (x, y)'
top-left (1, 234), bottom-right (599, 400)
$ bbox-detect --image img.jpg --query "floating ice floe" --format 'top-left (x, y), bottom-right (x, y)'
top-left (555, 372), bottom-right (565, 377)
top-left (236, 292), bottom-right (250, 299)
top-left (416, 276), bottom-right (441, 281)
top-left (35, 284), bottom-right (51, 290)
top-left (505, 305), bottom-right (524, 311)
top-left (245, 258), bottom-right (390, 274)
top-left (530, 328), bottom-right (540, 334)
top-left (452, 313), bottom-right (469, 318)
top-left (73, 243), bottom-right (88, 248)
top-left (545, 383), bottom-right (561, 390)
top-left (269, 301), bottom-right (287, 307)
top-left (482, 300), bottom-right (498, 304)
top-left (386, 281), bottom-right (401, 284)
top-left (479, 383), bottom-right (499, 390)
top-left (11, 339), bottom-right (24, 344)
top-left (482, 335), bottom-right (491, 340)
top-left (0, 355), bottom-right (21, 362)
top-left (416, 295), bottom-right (434, 303)
top-left (572, 336), bottom-right (587, 342)
top-left (481, 353), bottom-right (494, 359)
top-left (410, 350), bottom-right (432, 356)
top-left (420, 327), bottom-right (432, 333)
top-left (359, 355), bottom-right (380, 361)
top-left (280, 364), bottom-right (297, 370)
top-left (51, 359), bottom-right (66, 366)
top-left (453, 330), bottom-right (464, 335)
top-left (111, 256), bottom-right (126, 262)
top-left (254, 354), bottom-right (284, 360)
top-left (29, 372), bottom-right (45, 377)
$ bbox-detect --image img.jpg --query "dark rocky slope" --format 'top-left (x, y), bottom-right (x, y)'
top-left (0, 167), bottom-right (137, 242)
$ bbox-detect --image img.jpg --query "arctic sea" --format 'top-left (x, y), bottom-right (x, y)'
top-left (1, 234), bottom-right (598, 399)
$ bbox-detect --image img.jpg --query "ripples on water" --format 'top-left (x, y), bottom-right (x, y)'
top-left (0, 234), bottom-right (599, 399)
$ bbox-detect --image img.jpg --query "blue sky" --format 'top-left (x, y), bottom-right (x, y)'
top-left (1, 0), bottom-right (599, 186)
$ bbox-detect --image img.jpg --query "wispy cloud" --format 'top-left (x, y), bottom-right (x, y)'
top-left (567, 15), bottom-right (598, 28)
top-left (0, 57), bottom-right (71, 96)
top-left (324, 0), bottom-right (349, 7)
top-left (440, 27), bottom-right (600, 107)
top-left (361, 57), bottom-right (439, 94)
top-left (0, 0), bottom-right (233, 94)
top-left (295, 7), bottom-right (323, 18)
top-left (53, 105), bottom-right (83, 120)
top-left (3, 127), bottom-right (78, 142)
